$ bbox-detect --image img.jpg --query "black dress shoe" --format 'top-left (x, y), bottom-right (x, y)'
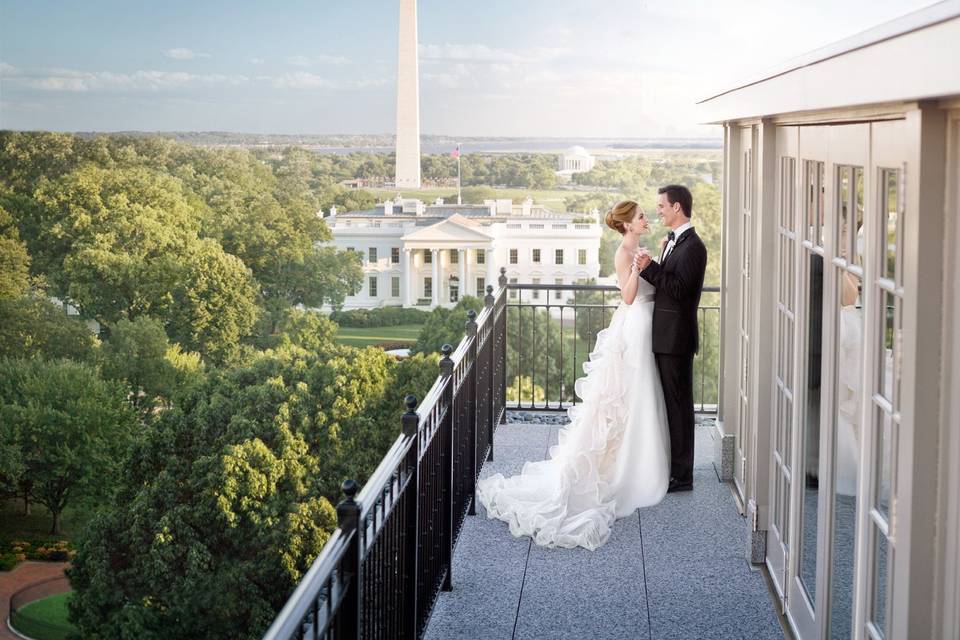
top-left (667, 478), bottom-right (693, 493)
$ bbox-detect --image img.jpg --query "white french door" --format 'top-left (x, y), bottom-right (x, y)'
top-left (766, 121), bottom-right (911, 640)
top-left (735, 126), bottom-right (756, 499)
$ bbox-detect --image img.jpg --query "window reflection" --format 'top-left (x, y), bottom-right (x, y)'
top-left (799, 160), bottom-right (825, 608)
top-left (829, 164), bottom-right (864, 640)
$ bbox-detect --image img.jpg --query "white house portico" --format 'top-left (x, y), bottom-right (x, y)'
top-left (325, 197), bottom-right (602, 310)
top-left (399, 214), bottom-right (495, 308)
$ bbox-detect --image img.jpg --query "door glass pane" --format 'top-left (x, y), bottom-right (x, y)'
top-left (799, 250), bottom-right (824, 606)
top-left (876, 408), bottom-right (893, 521)
top-left (883, 169), bottom-right (899, 283)
top-left (838, 166), bottom-right (851, 260)
top-left (830, 266), bottom-right (863, 640)
top-left (870, 524), bottom-right (890, 637)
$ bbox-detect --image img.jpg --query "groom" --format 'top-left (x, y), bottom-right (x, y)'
top-left (634, 185), bottom-right (707, 493)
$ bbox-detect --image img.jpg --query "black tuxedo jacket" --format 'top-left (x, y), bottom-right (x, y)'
top-left (639, 228), bottom-right (708, 355)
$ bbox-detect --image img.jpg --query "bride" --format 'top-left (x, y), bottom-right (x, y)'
top-left (476, 200), bottom-right (671, 551)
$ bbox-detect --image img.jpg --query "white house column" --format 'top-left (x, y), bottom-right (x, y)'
top-left (486, 248), bottom-right (496, 292)
top-left (402, 248), bottom-right (412, 307)
top-left (458, 249), bottom-right (466, 298)
top-left (431, 249), bottom-right (439, 308)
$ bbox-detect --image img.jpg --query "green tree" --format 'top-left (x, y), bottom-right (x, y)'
top-left (100, 316), bottom-right (205, 417)
top-left (68, 339), bottom-right (437, 639)
top-left (0, 296), bottom-right (99, 362)
top-left (410, 296), bottom-right (484, 355)
top-left (0, 202), bottom-right (31, 298)
top-left (0, 358), bottom-right (138, 533)
top-left (164, 238), bottom-right (260, 361)
top-left (506, 375), bottom-right (546, 403)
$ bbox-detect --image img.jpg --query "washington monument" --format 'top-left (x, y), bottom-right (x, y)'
top-left (395, 0), bottom-right (421, 189)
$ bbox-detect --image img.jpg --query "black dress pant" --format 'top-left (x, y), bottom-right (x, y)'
top-left (656, 353), bottom-right (695, 484)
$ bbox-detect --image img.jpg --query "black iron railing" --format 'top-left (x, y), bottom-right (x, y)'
top-left (505, 281), bottom-right (721, 413)
top-left (263, 281), bottom-right (507, 640)
top-left (264, 269), bottom-right (721, 640)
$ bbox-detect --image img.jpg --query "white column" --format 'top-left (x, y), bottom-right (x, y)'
top-left (458, 249), bottom-right (466, 298)
top-left (402, 248), bottom-right (412, 307)
top-left (486, 247), bottom-right (496, 292)
top-left (431, 249), bottom-right (439, 308)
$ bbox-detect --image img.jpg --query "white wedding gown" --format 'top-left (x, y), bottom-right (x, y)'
top-left (476, 277), bottom-right (670, 550)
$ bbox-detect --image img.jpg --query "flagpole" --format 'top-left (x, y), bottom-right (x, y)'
top-left (456, 143), bottom-right (462, 205)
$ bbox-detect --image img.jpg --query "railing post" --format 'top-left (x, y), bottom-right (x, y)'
top-left (439, 343), bottom-right (454, 592)
top-left (401, 395), bottom-right (419, 640)
top-left (485, 285), bottom-right (496, 462)
top-left (498, 269), bottom-right (507, 432)
top-left (465, 310), bottom-right (478, 516)
top-left (335, 479), bottom-right (361, 640)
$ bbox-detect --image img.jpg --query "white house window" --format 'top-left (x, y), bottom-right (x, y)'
top-left (347, 246), bottom-right (355, 254)
top-left (509, 249), bottom-right (518, 264)
top-left (554, 278), bottom-right (563, 300)
top-left (555, 249), bottom-right (564, 265)
top-left (578, 249), bottom-right (587, 265)
top-left (368, 247), bottom-right (377, 263)
top-left (391, 247), bottom-right (400, 264)
top-left (391, 276), bottom-right (400, 298)
top-left (450, 249), bottom-right (459, 264)
top-left (424, 277), bottom-right (432, 299)
top-left (424, 251), bottom-right (433, 264)
top-left (368, 276), bottom-right (378, 297)
top-left (532, 249), bottom-right (541, 263)
top-left (477, 251), bottom-right (486, 265)
top-left (509, 278), bottom-right (518, 300)
top-left (532, 277), bottom-right (540, 300)
top-left (476, 277), bottom-right (485, 296)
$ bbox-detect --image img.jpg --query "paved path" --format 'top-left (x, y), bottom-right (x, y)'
top-left (0, 561), bottom-right (70, 640)
top-left (424, 419), bottom-right (786, 640)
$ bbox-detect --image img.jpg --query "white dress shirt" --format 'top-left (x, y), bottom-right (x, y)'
top-left (662, 221), bottom-right (694, 261)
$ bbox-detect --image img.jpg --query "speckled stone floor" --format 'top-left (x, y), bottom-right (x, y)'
top-left (423, 415), bottom-right (786, 640)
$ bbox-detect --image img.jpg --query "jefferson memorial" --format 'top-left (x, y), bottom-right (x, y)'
top-left (325, 197), bottom-right (602, 309)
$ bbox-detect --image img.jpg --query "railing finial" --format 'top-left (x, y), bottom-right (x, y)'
top-left (465, 309), bottom-right (478, 336)
top-left (485, 285), bottom-right (494, 308)
top-left (498, 266), bottom-right (507, 287)
top-left (402, 394), bottom-right (419, 436)
top-left (337, 479), bottom-right (361, 530)
top-left (440, 343), bottom-right (454, 375)
top-left (341, 479), bottom-right (358, 501)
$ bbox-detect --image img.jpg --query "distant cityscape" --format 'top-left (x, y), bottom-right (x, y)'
top-left (69, 131), bottom-right (723, 154)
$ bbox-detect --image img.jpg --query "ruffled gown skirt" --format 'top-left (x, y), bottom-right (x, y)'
top-left (476, 297), bottom-right (670, 550)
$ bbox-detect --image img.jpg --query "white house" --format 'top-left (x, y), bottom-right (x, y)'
top-left (699, 3), bottom-right (960, 639)
top-left (325, 197), bottom-right (602, 310)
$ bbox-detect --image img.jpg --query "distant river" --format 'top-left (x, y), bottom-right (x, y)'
top-left (310, 137), bottom-right (721, 155)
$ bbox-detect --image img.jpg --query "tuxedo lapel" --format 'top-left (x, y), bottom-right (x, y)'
top-left (663, 229), bottom-right (696, 265)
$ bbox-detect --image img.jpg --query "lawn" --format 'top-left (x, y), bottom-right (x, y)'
top-left (11, 591), bottom-right (77, 640)
top-left (335, 324), bottom-right (423, 348)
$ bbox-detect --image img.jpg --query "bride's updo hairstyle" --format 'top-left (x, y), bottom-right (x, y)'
top-left (604, 200), bottom-right (640, 235)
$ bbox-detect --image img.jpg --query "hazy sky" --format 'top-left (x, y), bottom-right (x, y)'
top-left (0, 0), bottom-right (937, 137)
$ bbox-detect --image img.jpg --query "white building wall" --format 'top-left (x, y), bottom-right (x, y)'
top-left (326, 217), bottom-right (601, 310)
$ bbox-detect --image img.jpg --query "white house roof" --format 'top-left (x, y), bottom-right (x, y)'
top-left (401, 214), bottom-right (493, 247)
top-left (697, 0), bottom-right (960, 123)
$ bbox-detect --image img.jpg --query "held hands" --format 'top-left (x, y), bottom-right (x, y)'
top-left (633, 248), bottom-right (652, 273)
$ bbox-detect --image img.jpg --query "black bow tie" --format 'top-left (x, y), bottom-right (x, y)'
top-left (667, 231), bottom-right (676, 242)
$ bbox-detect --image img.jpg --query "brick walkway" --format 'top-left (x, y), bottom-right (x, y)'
top-left (0, 561), bottom-right (70, 640)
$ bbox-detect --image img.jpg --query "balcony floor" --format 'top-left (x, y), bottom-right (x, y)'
top-left (424, 415), bottom-right (785, 640)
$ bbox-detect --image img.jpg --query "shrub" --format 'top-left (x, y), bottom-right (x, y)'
top-left (331, 306), bottom-right (430, 328)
